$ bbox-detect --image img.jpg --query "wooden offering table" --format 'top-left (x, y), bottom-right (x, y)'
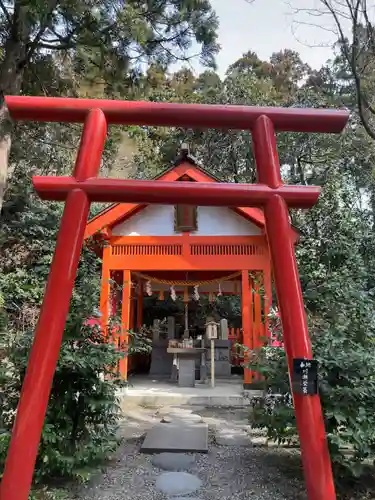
top-left (167, 347), bottom-right (205, 388)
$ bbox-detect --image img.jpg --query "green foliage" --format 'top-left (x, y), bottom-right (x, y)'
top-left (0, 322), bottom-right (125, 484)
top-left (250, 318), bottom-right (375, 479)
top-left (0, 0), bottom-right (220, 97)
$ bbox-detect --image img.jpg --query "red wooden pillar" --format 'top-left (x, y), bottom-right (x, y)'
top-left (129, 276), bottom-right (135, 332)
top-left (241, 270), bottom-right (253, 387)
top-left (0, 109), bottom-right (107, 500)
top-left (100, 246), bottom-right (111, 339)
top-left (253, 277), bottom-right (262, 347)
top-left (136, 279), bottom-right (143, 330)
top-left (252, 116), bottom-right (336, 500)
top-left (252, 276), bottom-right (262, 382)
top-left (111, 270), bottom-right (122, 318)
top-left (119, 270), bottom-right (131, 379)
top-left (263, 267), bottom-right (272, 341)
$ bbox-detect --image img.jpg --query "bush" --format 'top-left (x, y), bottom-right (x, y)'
top-left (0, 317), bottom-right (127, 484)
top-left (249, 292), bottom-right (375, 480)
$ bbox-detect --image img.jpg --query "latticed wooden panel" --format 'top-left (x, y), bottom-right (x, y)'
top-left (111, 244), bottom-right (183, 256)
top-left (189, 244), bottom-right (265, 256)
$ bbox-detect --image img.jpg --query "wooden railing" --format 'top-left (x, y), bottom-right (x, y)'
top-left (112, 244), bottom-right (182, 256)
top-left (109, 236), bottom-right (269, 271)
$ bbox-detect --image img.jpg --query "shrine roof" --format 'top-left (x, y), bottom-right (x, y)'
top-left (84, 150), bottom-right (296, 240)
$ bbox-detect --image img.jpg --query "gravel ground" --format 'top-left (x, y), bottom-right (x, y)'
top-left (71, 406), bottom-right (306, 500)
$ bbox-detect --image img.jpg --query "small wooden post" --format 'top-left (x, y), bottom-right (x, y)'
top-left (205, 320), bottom-right (218, 388)
top-left (210, 339), bottom-right (215, 388)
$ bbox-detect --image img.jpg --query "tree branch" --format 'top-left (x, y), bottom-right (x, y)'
top-left (316, 0), bottom-right (375, 139)
top-left (25, 0), bottom-right (60, 61)
top-left (0, 0), bottom-right (12, 26)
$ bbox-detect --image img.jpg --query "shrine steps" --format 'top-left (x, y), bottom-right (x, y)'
top-left (118, 375), bottom-right (262, 409)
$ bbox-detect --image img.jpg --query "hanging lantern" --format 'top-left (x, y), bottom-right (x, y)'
top-left (146, 280), bottom-right (153, 296)
top-left (170, 285), bottom-right (177, 301)
top-left (193, 285), bottom-right (200, 301)
top-left (217, 283), bottom-right (223, 297)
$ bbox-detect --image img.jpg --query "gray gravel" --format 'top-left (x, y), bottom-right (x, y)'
top-left (72, 406), bottom-right (306, 500)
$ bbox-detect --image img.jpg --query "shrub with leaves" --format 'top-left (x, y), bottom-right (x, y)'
top-left (250, 304), bottom-right (375, 479)
top-left (0, 298), bottom-right (128, 485)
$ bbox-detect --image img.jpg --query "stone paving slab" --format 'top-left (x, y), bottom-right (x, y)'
top-left (141, 422), bottom-right (208, 454)
top-left (155, 472), bottom-right (202, 496)
top-left (216, 428), bottom-right (253, 447)
top-left (151, 452), bottom-right (195, 471)
top-left (170, 497), bottom-right (202, 500)
top-left (161, 413), bottom-right (203, 424)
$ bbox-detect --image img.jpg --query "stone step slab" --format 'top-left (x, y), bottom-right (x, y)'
top-left (161, 413), bottom-right (203, 424)
top-left (151, 452), bottom-right (195, 471)
top-left (170, 498), bottom-right (202, 500)
top-left (215, 428), bottom-right (252, 447)
top-left (155, 472), bottom-right (202, 496)
top-left (141, 422), bottom-right (208, 453)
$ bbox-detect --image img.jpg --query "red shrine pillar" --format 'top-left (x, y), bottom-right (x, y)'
top-left (241, 270), bottom-right (253, 386)
top-left (252, 116), bottom-right (336, 500)
top-left (100, 245), bottom-right (111, 338)
top-left (129, 276), bottom-right (135, 332)
top-left (119, 270), bottom-right (131, 379)
top-left (263, 266), bottom-right (272, 341)
top-left (0, 109), bottom-right (108, 500)
top-left (136, 278), bottom-right (144, 330)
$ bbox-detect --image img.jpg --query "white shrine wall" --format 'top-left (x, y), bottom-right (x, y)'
top-left (112, 204), bottom-right (262, 237)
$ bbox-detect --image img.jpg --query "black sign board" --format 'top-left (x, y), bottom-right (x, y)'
top-left (292, 358), bottom-right (318, 395)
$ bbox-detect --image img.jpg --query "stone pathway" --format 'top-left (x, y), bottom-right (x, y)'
top-left (72, 406), bottom-right (306, 500)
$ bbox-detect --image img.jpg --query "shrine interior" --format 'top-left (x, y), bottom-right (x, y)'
top-left (85, 149), bottom-right (273, 389)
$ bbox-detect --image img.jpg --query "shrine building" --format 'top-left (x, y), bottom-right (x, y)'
top-left (84, 148), bottom-right (297, 388)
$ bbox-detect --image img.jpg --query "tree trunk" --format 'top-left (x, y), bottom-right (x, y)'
top-left (0, 36), bottom-right (28, 214)
top-left (0, 103), bottom-right (12, 214)
top-left (370, 186), bottom-right (375, 232)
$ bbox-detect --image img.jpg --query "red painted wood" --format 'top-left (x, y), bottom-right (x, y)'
top-left (32, 176), bottom-right (321, 208)
top-left (0, 94), bottom-right (345, 500)
top-left (6, 95), bottom-right (349, 132)
top-left (252, 116), bottom-right (336, 500)
top-left (0, 109), bottom-right (107, 500)
top-left (241, 271), bottom-right (253, 385)
top-left (84, 163), bottom-right (268, 240)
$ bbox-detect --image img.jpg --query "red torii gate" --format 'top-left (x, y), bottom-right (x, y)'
top-left (0, 96), bottom-right (349, 500)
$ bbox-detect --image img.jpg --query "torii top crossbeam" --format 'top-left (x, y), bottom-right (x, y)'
top-left (0, 95), bottom-right (349, 500)
top-left (6, 95), bottom-right (348, 132)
